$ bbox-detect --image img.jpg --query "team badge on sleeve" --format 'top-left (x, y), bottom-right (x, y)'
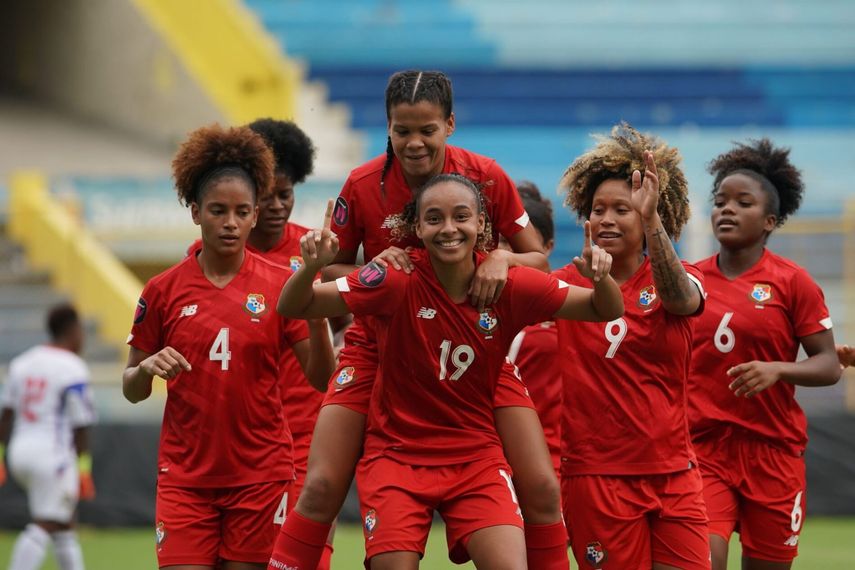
top-left (333, 196), bottom-right (349, 226)
top-left (358, 262), bottom-right (387, 287)
top-left (364, 509), bottom-right (377, 535)
top-left (585, 541), bottom-right (607, 567)
top-left (477, 309), bottom-right (499, 336)
top-left (334, 366), bottom-right (356, 389)
top-left (289, 256), bottom-right (303, 272)
top-left (244, 293), bottom-right (267, 316)
top-left (637, 285), bottom-right (658, 310)
top-left (750, 283), bottom-right (772, 304)
top-left (134, 297), bottom-right (148, 324)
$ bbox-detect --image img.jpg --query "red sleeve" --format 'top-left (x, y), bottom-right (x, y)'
top-left (788, 268), bottom-right (832, 338)
top-left (483, 161), bottom-right (528, 240)
top-left (331, 177), bottom-right (363, 254)
top-left (506, 267), bottom-right (568, 328)
top-left (551, 264), bottom-right (587, 287)
top-left (683, 262), bottom-right (706, 317)
top-left (128, 281), bottom-right (164, 355)
top-left (281, 317), bottom-right (310, 348)
top-left (335, 261), bottom-right (408, 317)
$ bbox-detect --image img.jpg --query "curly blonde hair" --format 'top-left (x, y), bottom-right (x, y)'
top-left (559, 122), bottom-right (691, 240)
top-left (389, 173), bottom-right (493, 251)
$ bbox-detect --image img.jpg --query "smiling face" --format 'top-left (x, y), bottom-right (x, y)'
top-left (388, 101), bottom-right (454, 188)
top-left (254, 172), bottom-right (294, 239)
top-left (711, 172), bottom-right (776, 249)
top-left (415, 180), bottom-right (485, 266)
top-left (191, 177), bottom-right (258, 257)
top-left (589, 178), bottom-right (644, 261)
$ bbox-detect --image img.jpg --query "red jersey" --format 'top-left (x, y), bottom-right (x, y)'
top-left (336, 250), bottom-right (566, 466)
top-left (128, 251), bottom-right (308, 487)
top-left (688, 249), bottom-right (832, 455)
top-left (187, 222), bottom-right (321, 439)
top-left (331, 145), bottom-right (530, 357)
top-left (553, 259), bottom-right (705, 476)
top-left (507, 322), bottom-right (561, 471)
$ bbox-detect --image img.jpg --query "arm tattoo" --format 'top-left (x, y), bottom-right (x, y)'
top-left (647, 227), bottom-right (694, 305)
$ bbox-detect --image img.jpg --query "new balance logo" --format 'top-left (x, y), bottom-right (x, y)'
top-left (380, 215), bottom-right (395, 229)
top-left (180, 305), bottom-right (198, 317)
top-left (784, 535), bottom-right (799, 547)
top-left (417, 307), bottom-right (437, 319)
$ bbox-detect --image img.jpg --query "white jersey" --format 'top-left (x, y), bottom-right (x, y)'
top-left (1, 345), bottom-right (96, 455)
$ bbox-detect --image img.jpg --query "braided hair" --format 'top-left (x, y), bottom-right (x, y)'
top-left (172, 124), bottom-right (274, 206)
top-left (559, 122), bottom-right (691, 240)
top-left (381, 70), bottom-right (454, 195)
top-left (707, 138), bottom-right (804, 227)
top-left (389, 173), bottom-right (493, 251)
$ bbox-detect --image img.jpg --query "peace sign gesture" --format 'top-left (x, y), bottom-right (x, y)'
top-left (631, 150), bottom-right (660, 223)
top-left (573, 220), bottom-right (613, 282)
top-left (300, 199), bottom-right (340, 271)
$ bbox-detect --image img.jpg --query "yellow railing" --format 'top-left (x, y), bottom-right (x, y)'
top-left (8, 172), bottom-right (142, 361)
top-left (131, 0), bottom-right (300, 123)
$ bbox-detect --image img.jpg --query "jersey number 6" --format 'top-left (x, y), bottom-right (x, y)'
top-left (439, 340), bottom-right (475, 381)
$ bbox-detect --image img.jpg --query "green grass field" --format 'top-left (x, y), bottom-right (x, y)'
top-left (1, 518), bottom-right (854, 569)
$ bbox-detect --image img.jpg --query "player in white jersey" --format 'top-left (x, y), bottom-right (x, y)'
top-left (0, 304), bottom-right (96, 570)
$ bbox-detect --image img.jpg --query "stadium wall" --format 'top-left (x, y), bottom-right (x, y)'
top-left (0, 0), bottom-right (223, 148)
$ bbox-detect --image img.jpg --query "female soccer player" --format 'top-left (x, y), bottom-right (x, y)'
top-left (271, 70), bottom-right (569, 570)
top-left (122, 124), bottom-right (332, 570)
top-left (688, 139), bottom-right (841, 570)
top-left (274, 174), bottom-right (623, 569)
top-left (555, 123), bottom-right (709, 569)
top-left (503, 182), bottom-right (562, 475)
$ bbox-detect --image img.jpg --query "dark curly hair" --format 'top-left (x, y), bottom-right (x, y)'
top-left (559, 122), bottom-right (691, 240)
top-left (707, 138), bottom-right (804, 227)
top-left (248, 118), bottom-right (316, 184)
top-left (516, 181), bottom-right (554, 244)
top-left (172, 124), bottom-right (275, 206)
top-left (389, 173), bottom-right (493, 251)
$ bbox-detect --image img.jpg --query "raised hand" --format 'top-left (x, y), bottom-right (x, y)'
top-left (573, 221), bottom-right (613, 283)
top-left (631, 151), bottom-right (660, 222)
top-left (300, 199), bottom-right (340, 270)
top-left (727, 361), bottom-right (781, 398)
top-left (139, 347), bottom-right (191, 380)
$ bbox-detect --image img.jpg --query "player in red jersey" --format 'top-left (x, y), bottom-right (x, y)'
top-left (687, 139), bottom-right (841, 570)
top-left (272, 175), bottom-right (623, 569)
top-left (502, 182), bottom-right (562, 476)
top-left (271, 70), bottom-right (570, 570)
top-left (121, 124), bottom-right (334, 570)
top-left (554, 123), bottom-right (710, 569)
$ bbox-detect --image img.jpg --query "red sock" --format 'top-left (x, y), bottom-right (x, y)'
top-left (316, 541), bottom-right (334, 570)
top-left (525, 521), bottom-right (570, 570)
top-left (268, 511), bottom-right (332, 570)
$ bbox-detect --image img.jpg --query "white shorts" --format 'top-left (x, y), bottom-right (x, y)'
top-left (8, 439), bottom-right (79, 522)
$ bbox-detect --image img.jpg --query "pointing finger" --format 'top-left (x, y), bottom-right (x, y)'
top-left (322, 199), bottom-right (334, 231)
top-left (583, 220), bottom-right (593, 250)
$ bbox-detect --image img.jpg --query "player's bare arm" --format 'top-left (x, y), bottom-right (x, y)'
top-left (292, 322), bottom-right (336, 392)
top-left (634, 151), bottom-right (701, 315)
top-left (122, 346), bottom-right (191, 403)
top-left (278, 200), bottom-right (351, 319)
top-left (0, 407), bottom-right (12, 486)
top-left (728, 329), bottom-right (841, 397)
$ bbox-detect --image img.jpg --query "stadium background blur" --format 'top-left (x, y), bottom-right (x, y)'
top-left (0, 0), bottom-right (853, 567)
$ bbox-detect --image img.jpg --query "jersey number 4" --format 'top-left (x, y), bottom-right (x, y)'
top-left (209, 328), bottom-right (232, 371)
top-left (439, 340), bottom-right (475, 381)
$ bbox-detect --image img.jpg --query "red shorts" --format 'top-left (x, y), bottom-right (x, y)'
top-left (356, 455), bottom-right (523, 566)
top-left (562, 469), bottom-right (710, 570)
top-left (694, 434), bottom-right (806, 562)
top-left (154, 480), bottom-right (291, 566)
